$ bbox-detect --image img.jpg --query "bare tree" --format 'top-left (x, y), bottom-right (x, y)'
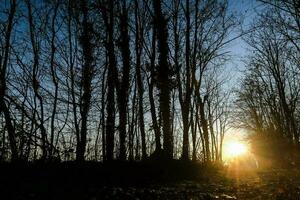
top-left (0, 0), bottom-right (18, 161)
top-left (153, 0), bottom-right (173, 159)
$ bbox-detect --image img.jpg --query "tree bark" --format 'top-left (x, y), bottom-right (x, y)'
top-left (0, 0), bottom-right (18, 161)
top-left (76, 0), bottom-right (94, 162)
top-left (153, 0), bottom-right (173, 159)
top-left (117, 0), bottom-right (131, 160)
top-left (49, 1), bottom-right (59, 159)
top-left (26, 0), bottom-right (48, 160)
top-left (135, 0), bottom-right (147, 159)
top-left (103, 0), bottom-right (117, 161)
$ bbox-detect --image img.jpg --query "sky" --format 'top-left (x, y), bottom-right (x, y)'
top-left (225, 0), bottom-right (263, 86)
top-left (223, 0), bottom-right (263, 141)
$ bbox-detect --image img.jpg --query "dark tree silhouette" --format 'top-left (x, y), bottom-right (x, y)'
top-left (0, 0), bottom-right (17, 161)
top-left (153, 0), bottom-right (173, 159)
top-left (0, 0), bottom-right (236, 163)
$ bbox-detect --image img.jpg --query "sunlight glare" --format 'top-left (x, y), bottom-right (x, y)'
top-left (224, 140), bottom-right (248, 159)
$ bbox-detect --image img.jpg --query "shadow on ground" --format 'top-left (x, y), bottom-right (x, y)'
top-left (1, 161), bottom-right (300, 199)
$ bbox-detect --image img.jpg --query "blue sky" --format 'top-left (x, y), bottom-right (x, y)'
top-left (225, 0), bottom-right (263, 87)
top-left (222, 0), bottom-right (264, 139)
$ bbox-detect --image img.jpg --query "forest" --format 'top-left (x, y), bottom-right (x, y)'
top-left (0, 0), bottom-right (300, 199)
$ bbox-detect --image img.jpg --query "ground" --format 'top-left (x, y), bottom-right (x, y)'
top-left (1, 162), bottom-right (300, 199)
top-left (83, 169), bottom-right (300, 200)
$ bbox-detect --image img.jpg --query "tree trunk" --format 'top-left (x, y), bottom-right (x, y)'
top-left (198, 96), bottom-right (210, 162)
top-left (103, 0), bottom-right (117, 161)
top-left (49, 1), bottom-right (59, 159)
top-left (181, 0), bottom-right (192, 161)
top-left (77, 0), bottom-right (94, 162)
top-left (0, 0), bottom-right (18, 161)
top-left (153, 0), bottom-right (173, 159)
top-left (117, 0), bottom-right (131, 160)
top-left (135, 0), bottom-right (147, 159)
top-left (148, 22), bottom-right (161, 152)
top-left (26, 0), bottom-right (48, 160)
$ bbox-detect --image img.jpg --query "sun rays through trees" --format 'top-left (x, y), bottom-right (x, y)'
top-left (0, 0), bottom-right (299, 167)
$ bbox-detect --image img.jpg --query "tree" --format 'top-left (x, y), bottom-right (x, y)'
top-left (76, 0), bottom-right (95, 162)
top-left (236, 8), bottom-right (300, 162)
top-left (102, 0), bottom-right (117, 161)
top-left (134, 0), bottom-right (147, 159)
top-left (116, 0), bottom-right (131, 160)
top-left (153, 0), bottom-right (173, 159)
top-left (0, 0), bottom-right (18, 161)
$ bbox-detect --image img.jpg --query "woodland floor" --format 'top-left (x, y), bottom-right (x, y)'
top-left (1, 161), bottom-right (300, 200)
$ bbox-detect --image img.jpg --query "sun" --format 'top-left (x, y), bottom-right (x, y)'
top-left (223, 140), bottom-right (248, 159)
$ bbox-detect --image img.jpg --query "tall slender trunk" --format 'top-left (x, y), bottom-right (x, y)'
top-left (191, 101), bottom-right (197, 161)
top-left (0, 0), bottom-right (18, 161)
top-left (197, 115), bottom-right (206, 162)
top-left (104, 0), bottom-right (117, 161)
top-left (129, 83), bottom-right (137, 161)
top-left (153, 0), bottom-right (172, 159)
top-left (117, 0), bottom-right (131, 160)
top-left (134, 0), bottom-right (146, 159)
top-left (148, 24), bottom-right (161, 151)
top-left (182, 0), bottom-right (192, 160)
top-left (77, 0), bottom-right (94, 162)
top-left (101, 64), bottom-right (107, 161)
top-left (67, 0), bottom-right (80, 161)
top-left (49, 1), bottom-right (59, 159)
top-left (26, 0), bottom-right (48, 160)
top-left (198, 96), bottom-right (210, 162)
top-left (190, 0), bottom-right (200, 162)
